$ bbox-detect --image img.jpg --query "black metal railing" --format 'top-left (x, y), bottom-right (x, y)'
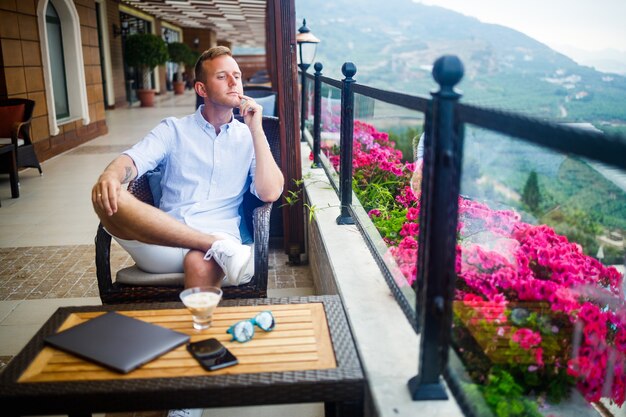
top-left (312, 62), bottom-right (323, 168)
top-left (301, 55), bottom-right (626, 407)
top-left (337, 63), bottom-right (357, 225)
top-left (302, 65), bottom-right (431, 329)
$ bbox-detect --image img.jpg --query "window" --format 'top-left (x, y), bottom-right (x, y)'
top-left (37, 0), bottom-right (89, 135)
top-left (45, 3), bottom-right (69, 119)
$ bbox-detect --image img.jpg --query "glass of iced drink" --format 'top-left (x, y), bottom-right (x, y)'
top-left (180, 286), bottom-right (223, 330)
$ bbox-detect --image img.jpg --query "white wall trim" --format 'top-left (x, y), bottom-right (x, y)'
top-left (95, 0), bottom-right (114, 107)
top-left (38, 0), bottom-right (90, 136)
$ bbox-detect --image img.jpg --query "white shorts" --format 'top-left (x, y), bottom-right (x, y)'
top-left (109, 230), bottom-right (234, 274)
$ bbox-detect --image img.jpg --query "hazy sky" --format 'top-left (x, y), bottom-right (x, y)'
top-left (415, 0), bottom-right (626, 52)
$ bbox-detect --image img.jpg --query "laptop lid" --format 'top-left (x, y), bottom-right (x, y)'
top-left (44, 311), bottom-right (190, 374)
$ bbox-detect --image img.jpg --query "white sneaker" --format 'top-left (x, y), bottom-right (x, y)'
top-left (167, 409), bottom-right (203, 417)
top-left (204, 240), bottom-right (253, 286)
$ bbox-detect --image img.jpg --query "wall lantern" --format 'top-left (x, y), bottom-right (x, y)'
top-left (296, 18), bottom-right (320, 139)
top-left (112, 19), bottom-right (129, 38)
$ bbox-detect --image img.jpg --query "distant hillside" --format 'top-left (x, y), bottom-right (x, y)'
top-left (461, 129), bottom-right (626, 230)
top-left (554, 45), bottom-right (626, 75)
top-left (296, 0), bottom-right (626, 129)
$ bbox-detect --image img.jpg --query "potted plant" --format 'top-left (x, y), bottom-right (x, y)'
top-left (124, 33), bottom-right (169, 107)
top-left (167, 42), bottom-right (194, 95)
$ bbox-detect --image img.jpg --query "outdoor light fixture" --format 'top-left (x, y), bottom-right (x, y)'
top-left (112, 19), bottom-right (129, 38)
top-left (296, 18), bottom-right (320, 140)
top-left (296, 19), bottom-right (319, 69)
top-left (193, 37), bottom-right (200, 49)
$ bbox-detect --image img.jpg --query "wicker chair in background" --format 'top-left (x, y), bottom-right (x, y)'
top-left (95, 116), bottom-right (282, 304)
top-left (0, 98), bottom-right (42, 175)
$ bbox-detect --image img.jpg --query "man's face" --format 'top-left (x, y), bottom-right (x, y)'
top-left (199, 55), bottom-right (244, 109)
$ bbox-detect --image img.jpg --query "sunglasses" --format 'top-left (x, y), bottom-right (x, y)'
top-left (226, 311), bottom-right (275, 343)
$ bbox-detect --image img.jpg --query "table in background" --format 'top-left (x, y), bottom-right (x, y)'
top-left (0, 295), bottom-right (364, 417)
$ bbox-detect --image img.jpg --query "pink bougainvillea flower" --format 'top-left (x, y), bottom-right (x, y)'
top-left (512, 328), bottom-right (542, 350)
top-left (368, 209), bottom-right (382, 217)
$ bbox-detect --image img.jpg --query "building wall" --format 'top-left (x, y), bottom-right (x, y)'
top-left (0, 0), bottom-right (107, 162)
top-left (181, 27), bottom-right (216, 82)
top-left (0, 0), bottom-right (222, 162)
top-left (216, 39), bottom-right (231, 50)
top-left (235, 54), bottom-right (268, 84)
top-left (183, 27), bottom-right (216, 55)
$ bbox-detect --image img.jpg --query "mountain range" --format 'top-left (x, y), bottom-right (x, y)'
top-left (296, 0), bottom-right (626, 131)
top-left (553, 45), bottom-right (626, 75)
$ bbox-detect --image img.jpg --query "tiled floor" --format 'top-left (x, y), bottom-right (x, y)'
top-left (0, 244), bottom-right (311, 301)
top-left (0, 91), bottom-right (320, 417)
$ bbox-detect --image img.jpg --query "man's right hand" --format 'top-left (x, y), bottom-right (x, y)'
top-left (92, 155), bottom-right (137, 216)
top-left (92, 172), bottom-right (122, 216)
top-left (239, 95), bottom-right (263, 134)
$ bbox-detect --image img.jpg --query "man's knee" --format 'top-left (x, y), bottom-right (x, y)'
top-left (184, 250), bottom-right (224, 286)
top-left (94, 190), bottom-right (146, 242)
top-left (93, 189), bottom-right (129, 219)
top-left (184, 250), bottom-right (212, 274)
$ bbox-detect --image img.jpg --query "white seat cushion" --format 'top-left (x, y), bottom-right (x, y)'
top-left (116, 244), bottom-right (254, 287)
top-left (0, 138), bottom-right (25, 146)
top-left (116, 266), bottom-right (184, 286)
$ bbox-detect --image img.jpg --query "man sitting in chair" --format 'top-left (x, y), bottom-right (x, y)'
top-left (92, 46), bottom-right (283, 289)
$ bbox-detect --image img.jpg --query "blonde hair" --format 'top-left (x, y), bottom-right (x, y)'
top-left (194, 46), bottom-right (233, 82)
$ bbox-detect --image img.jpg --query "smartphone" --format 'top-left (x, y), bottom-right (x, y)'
top-left (187, 338), bottom-right (238, 371)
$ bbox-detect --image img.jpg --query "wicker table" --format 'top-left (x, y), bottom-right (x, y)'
top-left (0, 295), bottom-right (364, 417)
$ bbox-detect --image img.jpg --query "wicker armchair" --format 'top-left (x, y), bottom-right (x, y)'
top-left (0, 98), bottom-right (42, 174)
top-left (95, 116), bottom-right (281, 304)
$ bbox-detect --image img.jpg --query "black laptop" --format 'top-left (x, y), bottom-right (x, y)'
top-left (44, 311), bottom-right (190, 373)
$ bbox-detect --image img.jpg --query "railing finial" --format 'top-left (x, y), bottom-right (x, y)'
top-left (314, 62), bottom-right (323, 73)
top-left (341, 62), bottom-right (357, 79)
top-left (432, 55), bottom-right (464, 97)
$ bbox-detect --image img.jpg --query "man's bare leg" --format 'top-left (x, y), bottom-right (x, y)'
top-left (184, 250), bottom-right (224, 288)
top-left (93, 188), bottom-right (220, 253)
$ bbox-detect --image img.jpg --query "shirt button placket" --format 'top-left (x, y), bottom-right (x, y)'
top-left (210, 138), bottom-right (219, 198)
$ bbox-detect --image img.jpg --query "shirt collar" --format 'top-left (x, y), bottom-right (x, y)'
top-left (195, 104), bottom-right (236, 132)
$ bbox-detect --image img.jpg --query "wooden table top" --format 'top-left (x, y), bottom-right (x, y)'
top-left (19, 302), bottom-right (336, 383)
top-left (0, 296), bottom-right (364, 415)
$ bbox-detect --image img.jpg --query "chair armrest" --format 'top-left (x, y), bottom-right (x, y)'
top-left (10, 122), bottom-right (21, 143)
top-left (16, 120), bottom-right (31, 139)
top-left (94, 223), bottom-right (114, 298)
top-left (10, 120), bottom-right (32, 144)
top-left (252, 202), bottom-right (272, 293)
